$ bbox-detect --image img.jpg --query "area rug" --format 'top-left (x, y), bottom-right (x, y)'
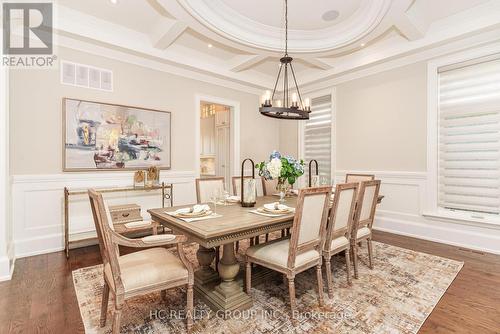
top-left (72, 241), bottom-right (463, 333)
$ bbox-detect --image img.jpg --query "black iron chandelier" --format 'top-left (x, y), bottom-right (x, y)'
top-left (259, 0), bottom-right (311, 120)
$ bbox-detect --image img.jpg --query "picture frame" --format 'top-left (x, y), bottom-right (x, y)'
top-left (62, 98), bottom-right (171, 171)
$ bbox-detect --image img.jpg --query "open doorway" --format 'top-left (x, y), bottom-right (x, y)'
top-left (199, 101), bottom-right (231, 190)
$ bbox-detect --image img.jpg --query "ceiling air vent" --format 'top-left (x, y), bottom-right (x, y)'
top-left (61, 60), bottom-right (113, 92)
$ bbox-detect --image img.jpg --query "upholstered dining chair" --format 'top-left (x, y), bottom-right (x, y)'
top-left (261, 177), bottom-right (278, 196)
top-left (245, 186), bottom-right (332, 318)
top-left (88, 189), bottom-right (194, 334)
top-left (195, 177), bottom-right (225, 203)
top-left (195, 177), bottom-right (225, 267)
top-left (323, 182), bottom-right (359, 297)
top-left (350, 180), bottom-right (381, 278)
top-left (345, 173), bottom-right (375, 183)
top-left (231, 176), bottom-right (265, 197)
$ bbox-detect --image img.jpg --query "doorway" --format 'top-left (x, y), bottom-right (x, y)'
top-left (199, 101), bottom-right (231, 190)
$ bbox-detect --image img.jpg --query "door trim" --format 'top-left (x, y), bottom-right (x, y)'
top-left (195, 94), bottom-right (241, 183)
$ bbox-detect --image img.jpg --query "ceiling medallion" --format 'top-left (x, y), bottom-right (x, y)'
top-left (259, 0), bottom-right (311, 120)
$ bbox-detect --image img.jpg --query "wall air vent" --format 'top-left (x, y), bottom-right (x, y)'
top-left (61, 60), bottom-right (113, 92)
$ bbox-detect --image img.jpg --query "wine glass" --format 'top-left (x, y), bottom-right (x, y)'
top-left (210, 189), bottom-right (219, 214)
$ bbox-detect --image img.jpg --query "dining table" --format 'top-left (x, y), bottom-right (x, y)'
top-left (148, 193), bottom-right (384, 313)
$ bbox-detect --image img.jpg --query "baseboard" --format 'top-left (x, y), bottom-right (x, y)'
top-left (0, 255), bottom-right (14, 282)
top-left (14, 234), bottom-right (65, 259)
top-left (374, 216), bottom-right (500, 256)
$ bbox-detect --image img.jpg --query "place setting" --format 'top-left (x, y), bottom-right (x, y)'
top-left (250, 201), bottom-right (295, 217)
top-left (165, 204), bottom-right (222, 222)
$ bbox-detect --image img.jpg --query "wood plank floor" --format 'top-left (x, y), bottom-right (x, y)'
top-left (0, 231), bottom-right (499, 334)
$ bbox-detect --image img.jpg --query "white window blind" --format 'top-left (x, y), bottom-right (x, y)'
top-left (438, 56), bottom-right (500, 215)
top-left (304, 95), bottom-right (332, 182)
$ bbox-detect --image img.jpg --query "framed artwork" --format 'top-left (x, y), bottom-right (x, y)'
top-left (63, 98), bottom-right (171, 171)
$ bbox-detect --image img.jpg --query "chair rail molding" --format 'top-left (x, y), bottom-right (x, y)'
top-left (335, 170), bottom-right (500, 255)
top-left (11, 171), bottom-right (197, 258)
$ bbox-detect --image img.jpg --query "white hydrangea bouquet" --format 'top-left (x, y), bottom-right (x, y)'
top-left (256, 150), bottom-right (305, 201)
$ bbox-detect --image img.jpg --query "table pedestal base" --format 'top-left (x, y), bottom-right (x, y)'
top-left (194, 242), bottom-right (252, 312)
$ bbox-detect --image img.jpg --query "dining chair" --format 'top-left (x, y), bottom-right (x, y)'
top-left (323, 182), bottom-right (359, 297)
top-left (261, 177), bottom-right (278, 197)
top-left (245, 186), bottom-right (332, 318)
top-left (350, 180), bottom-right (381, 278)
top-left (196, 177), bottom-right (226, 266)
top-left (345, 173), bottom-right (375, 183)
top-left (195, 177), bottom-right (225, 203)
top-left (231, 176), bottom-right (265, 197)
top-left (88, 189), bottom-right (194, 334)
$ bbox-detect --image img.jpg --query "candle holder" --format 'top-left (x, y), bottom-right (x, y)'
top-left (308, 159), bottom-right (319, 187)
top-left (240, 158), bottom-right (256, 207)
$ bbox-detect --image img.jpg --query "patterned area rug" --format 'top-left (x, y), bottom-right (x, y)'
top-left (72, 241), bottom-right (463, 333)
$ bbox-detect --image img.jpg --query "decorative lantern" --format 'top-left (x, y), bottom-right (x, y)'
top-left (241, 158), bottom-right (256, 207)
top-left (308, 159), bottom-right (319, 187)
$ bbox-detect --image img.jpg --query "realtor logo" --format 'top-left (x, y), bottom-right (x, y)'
top-left (2, 2), bottom-right (56, 68)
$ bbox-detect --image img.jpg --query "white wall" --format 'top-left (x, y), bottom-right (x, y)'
top-left (0, 34), bottom-right (14, 280)
top-left (9, 46), bottom-right (280, 258)
top-left (333, 62), bottom-right (500, 254)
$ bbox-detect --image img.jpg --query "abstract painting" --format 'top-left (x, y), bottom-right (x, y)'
top-left (63, 98), bottom-right (171, 171)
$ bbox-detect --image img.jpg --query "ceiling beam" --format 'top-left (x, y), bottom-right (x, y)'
top-left (230, 54), bottom-right (267, 72)
top-left (150, 19), bottom-right (187, 50)
top-left (394, 14), bottom-right (428, 41)
top-left (302, 57), bottom-right (334, 70)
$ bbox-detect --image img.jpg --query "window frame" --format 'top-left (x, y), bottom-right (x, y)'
top-left (298, 88), bottom-right (336, 188)
top-left (425, 43), bottom-right (500, 225)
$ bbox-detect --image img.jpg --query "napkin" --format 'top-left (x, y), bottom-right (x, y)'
top-left (264, 202), bottom-right (291, 211)
top-left (226, 195), bottom-right (240, 202)
top-left (175, 204), bottom-right (210, 215)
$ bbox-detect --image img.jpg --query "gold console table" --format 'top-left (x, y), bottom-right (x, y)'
top-left (64, 182), bottom-right (173, 258)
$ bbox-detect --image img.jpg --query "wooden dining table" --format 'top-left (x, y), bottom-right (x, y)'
top-left (148, 194), bottom-right (384, 312)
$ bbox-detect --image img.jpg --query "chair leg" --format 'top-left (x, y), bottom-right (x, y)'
top-left (265, 233), bottom-right (269, 242)
top-left (367, 238), bottom-right (374, 269)
top-left (161, 289), bottom-right (167, 301)
top-left (288, 277), bottom-right (297, 319)
top-left (112, 302), bottom-right (122, 334)
top-left (235, 241), bottom-right (239, 253)
top-left (352, 243), bottom-right (359, 279)
top-left (345, 249), bottom-right (352, 286)
top-left (186, 284), bottom-right (194, 334)
top-left (316, 264), bottom-right (324, 306)
top-left (245, 260), bottom-right (252, 294)
top-left (100, 281), bottom-right (110, 327)
top-left (324, 256), bottom-right (334, 299)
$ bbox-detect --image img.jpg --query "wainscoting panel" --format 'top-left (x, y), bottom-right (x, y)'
top-left (336, 170), bottom-right (500, 255)
top-left (11, 171), bottom-right (197, 258)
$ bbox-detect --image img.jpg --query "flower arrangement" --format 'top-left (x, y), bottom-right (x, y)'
top-left (256, 150), bottom-right (305, 188)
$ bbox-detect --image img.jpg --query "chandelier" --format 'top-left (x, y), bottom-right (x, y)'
top-left (259, 0), bottom-right (311, 120)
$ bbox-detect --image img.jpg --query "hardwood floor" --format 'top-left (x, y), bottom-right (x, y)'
top-left (0, 231), bottom-right (499, 333)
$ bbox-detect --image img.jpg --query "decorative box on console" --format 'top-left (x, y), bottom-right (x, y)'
top-left (108, 204), bottom-right (143, 224)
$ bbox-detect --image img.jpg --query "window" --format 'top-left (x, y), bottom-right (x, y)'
top-left (437, 55), bottom-right (500, 215)
top-left (302, 94), bottom-right (333, 184)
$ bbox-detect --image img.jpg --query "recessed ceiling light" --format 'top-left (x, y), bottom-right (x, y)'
top-left (110, 0), bottom-right (118, 4)
top-left (207, 44), bottom-right (213, 48)
top-left (322, 10), bottom-right (339, 22)
top-left (360, 43), bottom-right (366, 47)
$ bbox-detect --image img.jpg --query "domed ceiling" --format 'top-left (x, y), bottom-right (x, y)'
top-left (56, 0), bottom-right (499, 91)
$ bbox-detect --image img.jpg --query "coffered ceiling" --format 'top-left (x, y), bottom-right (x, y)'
top-left (55, 0), bottom-right (500, 92)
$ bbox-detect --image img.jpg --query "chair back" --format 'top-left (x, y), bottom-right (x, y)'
top-left (287, 186), bottom-right (331, 268)
top-left (88, 189), bottom-right (123, 291)
top-left (345, 173), bottom-right (375, 183)
top-left (261, 178), bottom-right (278, 196)
top-left (354, 180), bottom-right (381, 233)
top-left (325, 183), bottom-right (359, 248)
top-left (232, 176), bottom-right (264, 197)
top-left (195, 177), bottom-right (225, 203)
